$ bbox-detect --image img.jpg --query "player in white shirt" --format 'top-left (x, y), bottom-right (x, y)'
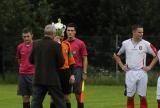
top-left (157, 50), bottom-right (160, 108)
top-left (113, 24), bottom-right (158, 108)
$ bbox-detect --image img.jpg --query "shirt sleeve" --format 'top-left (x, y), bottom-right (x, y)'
top-left (80, 41), bottom-right (88, 56)
top-left (158, 50), bottom-right (160, 64)
top-left (147, 42), bottom-right (157, 57)
top-left (117, 41), bottom-right (125, 55)
top-left (16, 45), bottom-right (21, 59)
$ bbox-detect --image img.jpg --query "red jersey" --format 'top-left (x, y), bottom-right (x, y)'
top-left (67, 38), bottom-right (88, 68)
top-left (16, 42), bottom-right (35, 74)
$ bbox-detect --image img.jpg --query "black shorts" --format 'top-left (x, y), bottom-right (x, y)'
top-left (73, 68), bottom-right (83, 94)
top-left (17, 74), bottom-right (33, 96)
top-left (58, 69), bottom-right (72, 95)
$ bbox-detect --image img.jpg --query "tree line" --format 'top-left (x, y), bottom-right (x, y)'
top-left (0, 0), bottom-right (160, 73)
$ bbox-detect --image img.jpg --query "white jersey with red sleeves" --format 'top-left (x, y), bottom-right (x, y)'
top-left (158, 50), bottom-right (160, 61)
top-left (157, 50), bottom-right (160, 99)
top-left (117, 38), bottom-right (157, 70)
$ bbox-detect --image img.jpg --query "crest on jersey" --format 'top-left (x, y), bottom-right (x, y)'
top-left (139, 46), bottom-right (142, 50)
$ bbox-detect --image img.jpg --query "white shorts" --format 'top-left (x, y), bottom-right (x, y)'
top-left (125, 69), bottom-right (148, 97)
top-left (157, 76), bottom-right (160, 100)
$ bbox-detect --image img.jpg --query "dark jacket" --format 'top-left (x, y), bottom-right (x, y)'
top-left (29, 37), bottom-right (64, 86)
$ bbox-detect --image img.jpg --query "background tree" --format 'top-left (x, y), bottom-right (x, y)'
top-left (1, 0), bottom-right (160, 73)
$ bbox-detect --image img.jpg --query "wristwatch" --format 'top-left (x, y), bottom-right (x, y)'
top-left (83, 71), bottom-right (87, 74)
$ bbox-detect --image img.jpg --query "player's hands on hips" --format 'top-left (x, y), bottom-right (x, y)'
top-left (142, 66), bottom-right (151, 72)
top-left (122, 64), bottom-right (129, 72)
top-left (69, 75), bottom-right (75, 84)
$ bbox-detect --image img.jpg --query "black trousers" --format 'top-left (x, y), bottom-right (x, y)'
top-left (31, 84), bottom-right (66, 108)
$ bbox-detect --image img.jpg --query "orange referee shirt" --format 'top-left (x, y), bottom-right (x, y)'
top-left (60, 41), bottom-right (75, 69)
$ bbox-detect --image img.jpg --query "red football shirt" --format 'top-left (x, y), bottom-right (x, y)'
top-left (16, 42), bottom-right (35, 74)
top-left (67, 38), bottom-right (88, 68)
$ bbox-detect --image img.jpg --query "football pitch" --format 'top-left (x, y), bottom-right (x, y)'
top-left (0, 84), bottom-right (157, 108)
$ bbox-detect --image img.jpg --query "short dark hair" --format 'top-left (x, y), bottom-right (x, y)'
top-left (132, 24), bottom-right (143, 31)
top-left (22, 27), bottom-right (32, 34)
top-left (66, 23), bottom-right (77, 31)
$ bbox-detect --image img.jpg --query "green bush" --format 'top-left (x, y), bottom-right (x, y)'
top-left (87, 66), bottom-right (158, 86)
top-left (0, 68), bottom-right (158, 86)
top-left (0, 71), bottom-right (18, 84)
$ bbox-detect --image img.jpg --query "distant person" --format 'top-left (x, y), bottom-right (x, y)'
top-left (29, 24), bottom-right (66, 108)
top-left (16, 27), bottom-right (35, 108)
top-left (113, 24), bottom-right (158, 108)
top-left (50, 33), bottom-right (75, 108)
top-left (66, 23), bottom-right (88, 108)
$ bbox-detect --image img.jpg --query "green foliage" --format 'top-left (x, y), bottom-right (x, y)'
top-left (0, 0), bottom-right (54, 72)
top-left (87, 71), bottom-right (158, 86)
top-left (87, 66), bottom-right (158, 86)
top-left (0, 69), bottom-right (158, 86)
top-left (1, 0), bottom-right (160, 73)
top-left (0, 72), bottom-right (18, 84)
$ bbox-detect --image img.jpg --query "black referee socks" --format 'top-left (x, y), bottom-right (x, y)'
top-left (78, 102), bottom-right (84, 108)
top-left (23, 102), bottom-right (30, 108)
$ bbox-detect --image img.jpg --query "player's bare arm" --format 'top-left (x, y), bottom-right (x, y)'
top-left (69, 75), bottom-right (75, 84)
top-left (143, 56), bottom-right (158, 72)
top-left (82, 56), bottom-right (88, 80)
top-left (113, 53), bottom-right (128, 72)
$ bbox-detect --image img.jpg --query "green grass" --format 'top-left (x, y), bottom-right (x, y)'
top-left (0, 84), bottom-right (157, 108)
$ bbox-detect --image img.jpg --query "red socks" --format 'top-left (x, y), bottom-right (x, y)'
top-left (157, 100), bottom-right (160, 108)
top-left (140, 97), bottom-right (147, 108)
top-left (127, 98), bottom-right (134, 108)
top-left (23, 102), bottom-right (30, 108)
top-left (127, 97), bottom-right (147, 108)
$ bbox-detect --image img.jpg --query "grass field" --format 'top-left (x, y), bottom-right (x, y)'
top-left (0, 84), bottom-right (157, 108)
